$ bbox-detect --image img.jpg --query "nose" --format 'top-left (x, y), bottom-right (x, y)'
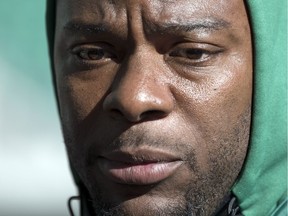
top-left (103, 52), bottom-right (174, 122)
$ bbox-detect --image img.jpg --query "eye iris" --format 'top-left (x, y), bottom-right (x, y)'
top-left (186, 49), bottom-right (204, 59)
top-left (88, 49), bottom-right (105, 60)
top-left (79, 49), bottom-right (105, 60)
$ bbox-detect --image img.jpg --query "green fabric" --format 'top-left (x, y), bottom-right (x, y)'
top-left (232, 1), bottom-right (287, 216)
top-left (271, 197), bottom-right (288, 216)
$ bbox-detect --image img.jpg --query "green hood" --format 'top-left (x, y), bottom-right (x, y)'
top-left (46, 1), bottom-right (287, 215)
top-left (232, 1), bottom-right (287, 215)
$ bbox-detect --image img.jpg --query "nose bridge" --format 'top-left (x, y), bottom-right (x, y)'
top-left (121, 48), bottom-right (159, 98)
top-left (103, 48), bottom-right (174, 122)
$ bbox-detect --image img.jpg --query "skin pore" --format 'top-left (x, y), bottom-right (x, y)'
top-left (54, 0), bottom-right (252, 215)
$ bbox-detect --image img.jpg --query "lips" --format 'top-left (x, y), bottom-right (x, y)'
top-left (97, 150), bottom-right (183, 185)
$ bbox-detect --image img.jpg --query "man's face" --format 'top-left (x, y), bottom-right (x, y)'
top-left (54, 0), bottom-right (252, 215)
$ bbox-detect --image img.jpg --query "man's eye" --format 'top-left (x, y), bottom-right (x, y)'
top-left (169, 48), bottom-right (209, 61)
top-left (79, 49), bottom-right (105, 60)
top-left (71, 46), bottom-right (116, 61)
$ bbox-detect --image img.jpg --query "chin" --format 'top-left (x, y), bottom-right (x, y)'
top-left (90, 193), bottom-right (203, 216)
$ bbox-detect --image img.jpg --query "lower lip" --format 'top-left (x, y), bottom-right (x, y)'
top-left (97, 158), bottom-right (182, 185)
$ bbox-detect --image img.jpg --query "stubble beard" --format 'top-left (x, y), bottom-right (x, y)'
top-left (83, 136), bottom-right (248, 216)
top-left (86, 153), bottom-right (234, 216)
top-left (63, 107), bottom-right (251, 216)
top-left (88, 165), bottom-right (208, 216)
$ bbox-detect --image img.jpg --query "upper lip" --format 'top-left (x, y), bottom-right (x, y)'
top-left (100, 148), bottom-right (181, 164)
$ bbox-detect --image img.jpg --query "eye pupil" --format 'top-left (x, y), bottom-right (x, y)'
top-left (88, 49), bottom-right (105, 60)
top-left (169, 48), bottom-right (206, 61)
top-left (186, 49), bottom-right (203, 59)
top-left (79, 49), bottom-right (105, 60)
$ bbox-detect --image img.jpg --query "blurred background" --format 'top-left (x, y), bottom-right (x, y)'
top-left (0, 1), bottom-right (77, 215)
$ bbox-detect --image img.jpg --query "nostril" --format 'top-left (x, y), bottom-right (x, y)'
top-left (139, 110), bottom-right (168, 121)
top-left (109, 109), bottom-right (166, 122)
top-left (108, 108), bottom-right (167, 122)
top-left (109, 109), bottom-right (124, 120)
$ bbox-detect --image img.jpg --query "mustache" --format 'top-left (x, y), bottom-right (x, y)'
top-left (109, 131), bottom-right (162, 149)
top-left (85, 129), bottom-right (198, 172)
top-left (97, 128), bottom-right (187, 154)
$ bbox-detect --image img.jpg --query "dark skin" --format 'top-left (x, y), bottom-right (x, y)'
top-left (54, 0), bottom-right (252, 215)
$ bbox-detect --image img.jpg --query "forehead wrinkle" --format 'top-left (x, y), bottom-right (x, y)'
top-left (107, 0), bottom-right (116, 5)
top-left (57, 0), bottom-right (128, 37)
top-left (57, 0), bottom-right (120, 24)
top-left (136, 0), bottom-right (232, 35)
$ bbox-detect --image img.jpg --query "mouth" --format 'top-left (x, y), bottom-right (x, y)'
top-left (97, 149), bottom-right (183, 185)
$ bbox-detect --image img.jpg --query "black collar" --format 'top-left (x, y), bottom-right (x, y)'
top-left (214, 194), bottom-right (242, 216)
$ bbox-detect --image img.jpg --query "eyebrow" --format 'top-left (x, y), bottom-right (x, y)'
top-left (144, 18), bottom-right (231, 34)
top-left (63, 21), bottom-right (109, 34)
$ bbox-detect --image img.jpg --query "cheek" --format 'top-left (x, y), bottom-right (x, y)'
top-left (173, 57), bottom-right (252, 163)
top-left (59, 79), bottom-right (101, 120)
top-left (55, 68), bottom-right (116, 127)
top-left (176, 54), bottom-right (252, 127)
top-left (55, 74), bottom-right (114, 181)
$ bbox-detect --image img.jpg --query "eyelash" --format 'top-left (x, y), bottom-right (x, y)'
top-left (170, 48), bottom-right (210, 61)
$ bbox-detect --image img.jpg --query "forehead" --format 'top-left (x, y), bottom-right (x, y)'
top-left (56, 0), bottom-right (247, 31)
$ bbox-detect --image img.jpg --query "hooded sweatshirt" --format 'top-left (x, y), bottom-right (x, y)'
top-left (231, 1), bottom-right (287, 215)
top-left (46, 0), bottom-right (287, 215)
